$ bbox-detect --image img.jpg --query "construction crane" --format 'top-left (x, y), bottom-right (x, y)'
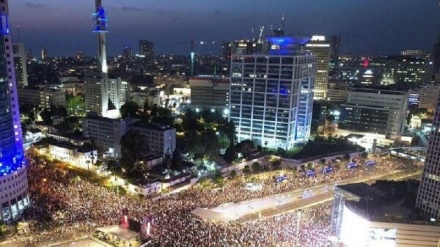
top-left (257, 25), bottom-right (265, 44)
top-left (272, 14), bottom-right (285, 36)
top-left (182, 40), bottom-right (217, 76)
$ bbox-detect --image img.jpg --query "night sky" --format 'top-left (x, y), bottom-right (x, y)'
top-left (8, 0), bottom-right (440, 57)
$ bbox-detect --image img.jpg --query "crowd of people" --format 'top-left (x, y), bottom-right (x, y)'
top-left (11, 154), bottom-right (421, 246)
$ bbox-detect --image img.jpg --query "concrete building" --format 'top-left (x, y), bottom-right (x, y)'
top-left (48, 142), bottom-right (98, 171)
top-left (189, 75), bottom-right (229, 113)
top-left (59, 77), bottom-right (84, 96)
top-left (417, 94), bottom-right (440, 219)
top-left (82, 113), bottom-right (128, 157)
top-left (130, 90), bottom-right (148, 108)
top-left (325, 83), bottom-right (348, 103)
top-left (339, 88), bottom-right (408, 140)
top-left (12, 42), bottom-right (28, 87)
top-left (401, 49), bottom-right (425, 56)
top-left (17, 88), bottom-right (66, 108)
top-left (395, 57), bottom-right (428, 84)
top-left (229, 36), bottom-right (316, 149)
top-left (305, 35), bottom-right (331, 100)
top-left (84, 74), bottom-right (130, 118)
top-left (41, 49), bottom-right (48, 61)
top-left (333, 183), bottom-right (440, 247)
top-left (0, 0), bottom-right (30, 221)
top-left (417, 84), bottom-right (440, 113)
top-left (128, 123), bottom-right (176, 157)
top-left (139, 39), bottom-right (154, 61)
top-left (146, 89), bottom-right (161, 107)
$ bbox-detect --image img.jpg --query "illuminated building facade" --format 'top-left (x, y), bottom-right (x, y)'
top-left (229, 36), bottom-right (316, 149)
top-left (189, 75), bottom-right (229, 113)
top-left (84, 75), bottom-right (130, 118)
top-left (396, 56), bottom-right (427, 83)
top-left (305, 35), bottom-right (330, 100)
top-left (12, 42), bottom-right (28, 87)
top-left (340, 88), bottom-right (408, 140)
top-left (417, 94), bottom-right (440, 219)
top-left (0, 0), bottom-right (30, 221)
top-left (17, 88), bottom-right (66, 109)
top-left (139, 39), bottom-right (154, 61)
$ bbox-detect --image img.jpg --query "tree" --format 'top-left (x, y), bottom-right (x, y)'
top-left (271, 159), bottom-right (282, 170)
top-left (252, 162), bottom-right (261, 172)
top-left (201, 128), bottom-right (220, 161)
top-left (57, 105), bottom-right (68, 118)
top-left (214, 171), bottom-right (224, 185)
top-left (120, 130), bottom-right (148, 173)
top-left (243, 165), bottom-right (251, 174)
top-left (65, 94), bottom-right (85, 116)
top-left (171, 149), bottom-right (183, 171)
top-left (361, 152), bottom-right (368, 159)
top-left (218, 119), bottom-right (236, 147)
top-left (230, 170), bottom-right (237, 179)
top-left (307, 163), bottom-right (314, 170)
top-left (0, 222), bottom-right (6, 236)
top-left (120, 101), bottom-right (140, 118)
top-left (40, 108), bottom-right (53, 126)
top-left (236, 140), bottom-right (254, 159)
top-left (224, 145), bottom-right (236, 163)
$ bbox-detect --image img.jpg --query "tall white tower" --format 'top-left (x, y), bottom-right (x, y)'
top-left (84, 0), bottom-right (130, 118)
top-left (94, 0), bottom-right (108, 75)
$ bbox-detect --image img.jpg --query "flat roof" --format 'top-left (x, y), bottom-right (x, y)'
top-left (337, 183), bottom-right (385, 198)
top-left (340, 181), bottom-right (440, 225)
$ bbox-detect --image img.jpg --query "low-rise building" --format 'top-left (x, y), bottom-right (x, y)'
top-left (17, 88), bottom-right (66, 108)
top-left (128, 123), bottom-right (176, 157)
top-left (82, 113), bottom-right (128, 157)
top-left (189, 75), bottom-right (229, 113)
top-left (339, 88), bottom-right (408, 140)
top-left (48, 142), bottom-right (98, 170)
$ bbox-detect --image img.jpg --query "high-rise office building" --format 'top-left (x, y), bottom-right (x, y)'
top-left (84, 74), bottom-right (130, 118)
top-left (12, 42), bottom-right (28, 87)
top-left (329, 35), bottom-right (341, 73)
top-left (0, 0), bottom-right (30, 221)
top-left (41, 49), bottom-right (48, 61)
top-left (433, 36), bottom-right (440, 77)
top-left (229, 36), bottom-right (316, 149)
top-left (122, 46), bottom-right (133, 59)
top-left (417, 96), bottom-right (440, 219)
top-left (139, 39), bottom-right (154, 61)
top-left (330, 36), bottom-right (341, 63)
top-left (395, 56), bottom-right (427, 83)
top-left (305, 36), bottom-right (330, 100)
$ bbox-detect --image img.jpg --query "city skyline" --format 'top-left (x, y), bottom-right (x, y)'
top-left (9, 0), bottom-right (440, 57)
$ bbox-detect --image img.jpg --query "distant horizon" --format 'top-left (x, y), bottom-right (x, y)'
top-left (8, 0), bottom-right (440, 57)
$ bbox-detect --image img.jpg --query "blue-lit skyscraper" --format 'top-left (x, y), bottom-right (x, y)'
top-left (229, 36), bottom-right (316, 149)
top-left (0, 0), bottom-right (30, 221)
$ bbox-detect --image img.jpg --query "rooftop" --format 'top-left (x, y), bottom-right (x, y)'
top-left (339, 181), bottom-right (439, 225)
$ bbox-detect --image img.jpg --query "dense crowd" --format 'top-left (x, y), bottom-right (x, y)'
top-left (13, 155), bottom-right (421, 246)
